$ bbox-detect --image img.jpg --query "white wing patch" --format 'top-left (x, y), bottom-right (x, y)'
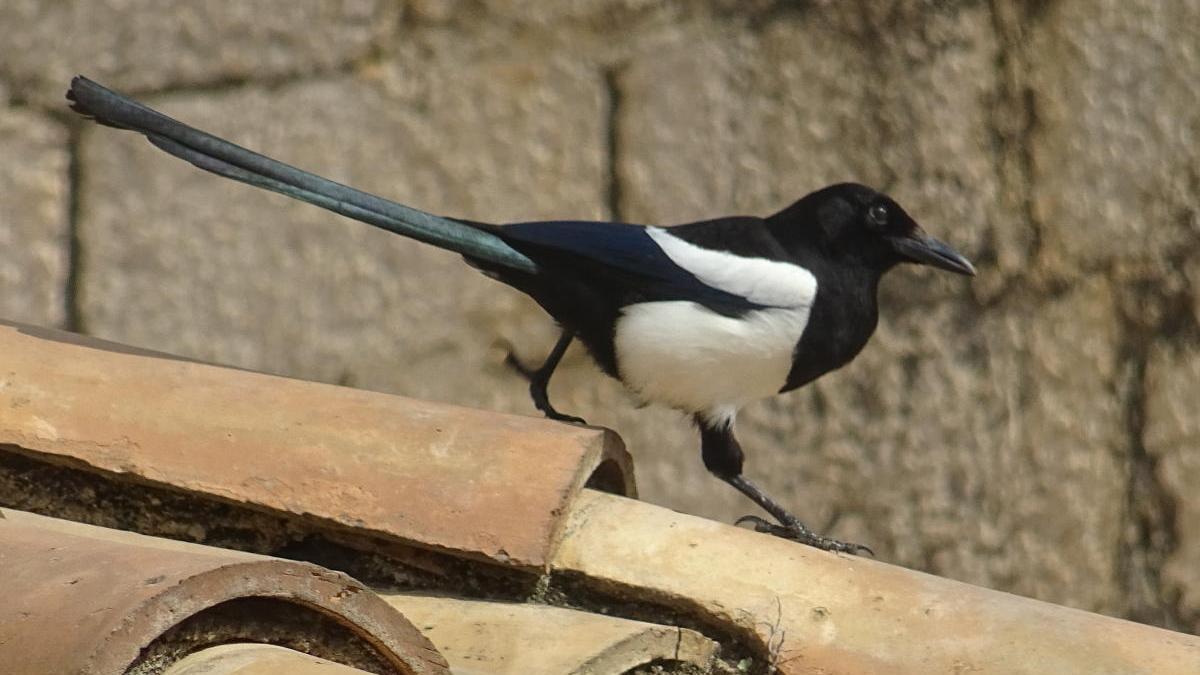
top-left (646, 227), bottom-right (817, 308)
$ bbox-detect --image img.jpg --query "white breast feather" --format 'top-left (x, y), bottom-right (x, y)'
top-left (614, 228), bottom-right (818, 415)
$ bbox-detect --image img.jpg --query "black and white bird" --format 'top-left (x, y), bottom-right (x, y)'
top-left (67, 76), bottom-right (975, 555)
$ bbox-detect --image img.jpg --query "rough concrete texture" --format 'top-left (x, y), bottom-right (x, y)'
top-left (1, 0), bottom-right (1198, 634)
top-left (553, 489), bottom-right (1200, 675)
top-left (0, 509), bottom-right (449, 675)
top-left (166, 644), bottom-right (375, 675)
top-left (0, 0), bottom-right (394, 106)
top-left (0, 105), bottom-right (68, 327)
top-left (382, 594), bottom-right (717, 675)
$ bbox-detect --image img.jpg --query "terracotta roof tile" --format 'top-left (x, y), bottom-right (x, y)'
top-left (0, 320), bottom-right (632, 569)
top-left (551, 489), bottom-right (1200, 675)
top-left (0, 510), bottom-right (448, 675)
top-left (5, 320), bottom-right (1200, 674)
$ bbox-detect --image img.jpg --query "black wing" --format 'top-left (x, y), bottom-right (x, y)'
top-left (494, 220), bottom-right (765, 315)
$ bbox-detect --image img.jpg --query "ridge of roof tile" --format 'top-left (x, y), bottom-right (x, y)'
top-left (0, 320), bottom-right (633, 569)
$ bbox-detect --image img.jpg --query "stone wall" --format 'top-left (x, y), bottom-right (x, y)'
top-left (1, 0), bottom-right (1197, 633)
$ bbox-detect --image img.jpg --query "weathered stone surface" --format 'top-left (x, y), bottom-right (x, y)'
top-left (78, 44), bottom-right (607, 405)
top-left (617, 27), bottom-right (771, 224)
top-left (481, 0), bottom-right (665, 24)
top-left (0, 106), bottom-right (68, 327)
top-left (1145, 341), bottom-right (1200, 629)
top-left (0, 0), bottom-right (393, 106)
top-left (1027, 0), bottom-right (1200, 270)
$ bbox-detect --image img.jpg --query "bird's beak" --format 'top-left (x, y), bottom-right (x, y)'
top-left (891, 229), bottom-right (976, 276)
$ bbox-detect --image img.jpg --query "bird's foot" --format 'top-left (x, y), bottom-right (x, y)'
top-left (540, 408), bottom-right (588, 425)
top-left (503, 348), bottom-right (588, 425)
top-left (735, 515), bottom-right (874, 556)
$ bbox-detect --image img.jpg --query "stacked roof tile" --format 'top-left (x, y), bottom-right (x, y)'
top-left (1, 320), bottom-right (1197, 674)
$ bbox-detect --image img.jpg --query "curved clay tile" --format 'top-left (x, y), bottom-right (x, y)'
top-left (0, 320), bottom-right (633, 569)
top-left (0, 510), bottom-right (449, 675)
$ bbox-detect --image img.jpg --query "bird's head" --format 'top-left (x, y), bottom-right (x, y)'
top-left (768, 183), bottom-right (976, 277)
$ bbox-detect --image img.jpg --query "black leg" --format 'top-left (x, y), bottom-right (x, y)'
top-left (504, 329), bottom-right (586, 425)
top-left (725, 475), bottom-right (873, 556)
top-left (697, 415), bottom-right (872, 556)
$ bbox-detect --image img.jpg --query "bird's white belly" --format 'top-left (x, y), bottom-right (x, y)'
top-left (614, 301), bottom-right (811, 415)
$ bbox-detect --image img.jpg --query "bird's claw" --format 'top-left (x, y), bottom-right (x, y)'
top-left (735, 515), bottom-right (874, 557)
top-left (544, 410), bottom-right (588, 425)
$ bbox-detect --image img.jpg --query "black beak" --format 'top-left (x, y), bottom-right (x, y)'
top-left (891, 230), bottom-right (976, 276)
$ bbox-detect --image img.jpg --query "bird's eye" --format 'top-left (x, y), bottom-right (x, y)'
top-left (866, 204), bottom-right (888, 229)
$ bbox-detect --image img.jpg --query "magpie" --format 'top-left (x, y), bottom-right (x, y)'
top-left (67, 76), bottom-right (975, 555)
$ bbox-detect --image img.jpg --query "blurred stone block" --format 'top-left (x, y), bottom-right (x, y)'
top-left (0, 106), bottom-right (68, 326)
top-left (0, 0), bottom-right (394, 106)
top-left (1145, 341), bottom-right (1200, 627)
top-left (1028, 0), bottom-right (1200, 269)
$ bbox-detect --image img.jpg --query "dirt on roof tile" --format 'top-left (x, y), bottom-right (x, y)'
top-left (0, 509), bottom-right (449, 675)
top-left (0, 320), bottom-right (632, 570)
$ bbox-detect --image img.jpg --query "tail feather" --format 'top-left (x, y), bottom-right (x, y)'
top-left (66, 76), bottom-right (538, 275)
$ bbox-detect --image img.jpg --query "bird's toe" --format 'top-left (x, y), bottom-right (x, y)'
top-left (734, 514), bottom-right (873, 557)
top-left (545, 410), bottom-right (588, 425)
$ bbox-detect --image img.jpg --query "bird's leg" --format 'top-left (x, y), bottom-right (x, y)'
top-left (504, 329), bottom-right (586, 425)
top-left (697, 415), bottom-right (873, 556)
top-left (726, 475), bottom-right (873, 556)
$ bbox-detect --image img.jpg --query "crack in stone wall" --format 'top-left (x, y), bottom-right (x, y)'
top-left (604, 65), bottom-right (627, 222)
top-left (63, 123), bottom-right (85, 333)
top-left (985, 0), bottom-right (1042, 280)
top-left (1115, 309), bottom-right (1182, 630)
